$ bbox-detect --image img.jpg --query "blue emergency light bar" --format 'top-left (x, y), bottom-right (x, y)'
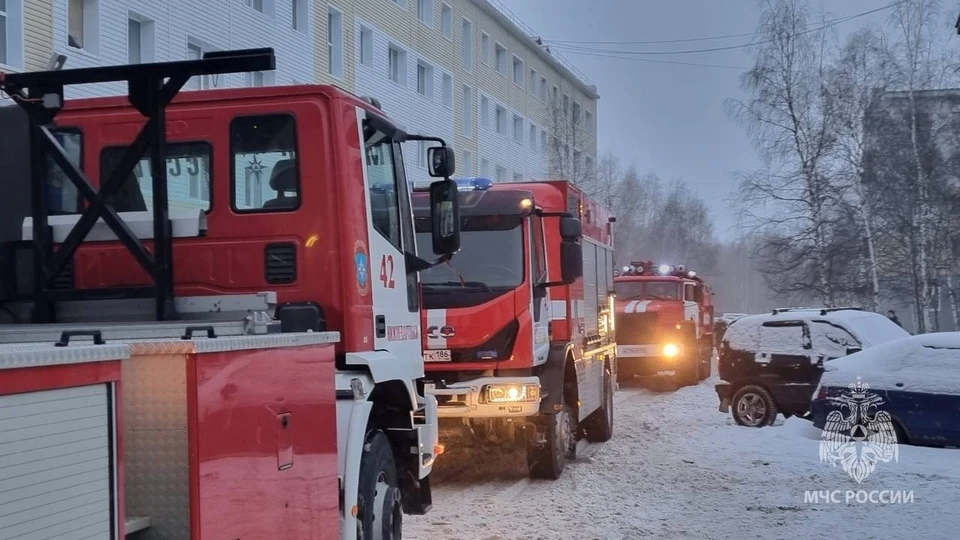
top-left (412, 176), bottom-right (495, 192)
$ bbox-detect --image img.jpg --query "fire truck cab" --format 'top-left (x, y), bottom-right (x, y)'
top-left (614, 262), bottom-right (714, 387)
top-left (411, 178), bottom-right (616, 480)
top-left (0, 49), bottom-right (461, 539)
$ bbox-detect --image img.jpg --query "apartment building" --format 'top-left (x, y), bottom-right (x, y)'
top-left (316, 0), bottom-right (599, 186)
top-left (3, 0), bottom-right (597, 188)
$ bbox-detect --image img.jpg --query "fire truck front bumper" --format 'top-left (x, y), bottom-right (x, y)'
top-left (616, 343), bottom-right (689, 372)
top-left (423, 377), bottom-right (542, 419)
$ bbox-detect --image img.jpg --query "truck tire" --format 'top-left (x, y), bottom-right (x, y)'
top-left (698, 342), bottom-right (712, 381)
top-left (675, 354), bottom-right (699, 388)
top-left (583, 366), bottom-right (614, 442)
top-left (731, 385), bottom-right (778, 427)
top-left (357, 431), bottom-right (403, 540)
top-left (527, 395), bottom-right (574, 480)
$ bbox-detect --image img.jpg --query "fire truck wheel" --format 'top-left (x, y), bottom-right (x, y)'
top-left (357, 431), bottom-right (402, 540)
top-left (527, 399), bottom-right (574, 480)
top-left (583, 366), bottom-right (614, 442)
top-left (731, 385), bottom-right (778, 428)
top-left (675, 356), bottom-right (699, 388)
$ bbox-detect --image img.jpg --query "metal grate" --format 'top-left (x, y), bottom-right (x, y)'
top-left (264, 243), bottom-right (296, 284)
top-left (617, 312), bottom-right (658, 345)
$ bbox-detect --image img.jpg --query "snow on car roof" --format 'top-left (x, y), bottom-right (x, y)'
top-left (820, 332), bottom-right (960, 395)
top-left (723, 309), bottom-right (909, 352)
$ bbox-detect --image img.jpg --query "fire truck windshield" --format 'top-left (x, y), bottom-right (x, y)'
top-left (614, 281), bottom-right (682, 301)
top-left (416, 214), bottom-right (524, 289)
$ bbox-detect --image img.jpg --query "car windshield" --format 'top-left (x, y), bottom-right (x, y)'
top-left (614, 281), bottom-right (681, 300)
top-left (416, 214), bottom-right (524, 288)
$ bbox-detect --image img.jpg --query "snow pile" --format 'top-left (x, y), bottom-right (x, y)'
top-left (825, 310), bottom-right (910, 347)
top-left (821, 332), bottom-right (960, 395)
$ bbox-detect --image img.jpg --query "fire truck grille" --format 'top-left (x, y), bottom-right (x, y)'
top-left (451, 319), bottom-right (519, 363)
top-left (265, 242), bottom-right (297, 284)
top-left (618, 312), bottom-right (658, 345)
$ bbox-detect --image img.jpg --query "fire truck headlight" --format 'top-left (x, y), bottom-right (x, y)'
top-left (484, 383), bottom-right (540, 403)
top-left (663, 343), bottom-right (680, 358)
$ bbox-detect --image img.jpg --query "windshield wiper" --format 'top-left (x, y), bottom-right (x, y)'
top-left (426, 281), bottom-right (493, 292)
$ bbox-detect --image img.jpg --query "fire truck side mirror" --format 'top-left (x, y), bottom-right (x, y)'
top-left (430, 179), bottom-right (461, 255)
top-left (560, 241), bottom-right (583, 284)
top-left (559, 216), bottom-right (582, 241)
top-left (428, 146), bottom-right (456, 178)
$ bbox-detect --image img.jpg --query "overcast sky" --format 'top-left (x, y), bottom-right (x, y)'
top-left (505, 0), bottom-right (906, 241)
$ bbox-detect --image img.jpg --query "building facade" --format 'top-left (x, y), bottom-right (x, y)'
top-left (4, 0), bottom-right (597, 187)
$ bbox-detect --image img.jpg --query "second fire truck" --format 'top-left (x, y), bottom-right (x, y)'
top-left (614, 262), bottom-right (715, 386)
top-left (411, 178), bottom-right (617, 479)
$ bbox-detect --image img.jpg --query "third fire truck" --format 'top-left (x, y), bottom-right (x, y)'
top-left (614, 262), bottom-right (715, 386)
top-left (411, 178), bottom-right (617, 479)
top-left (0, 49), bottom-right (460, 539)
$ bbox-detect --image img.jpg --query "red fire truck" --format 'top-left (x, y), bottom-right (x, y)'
top-left (0, 49), bottom-right (461, 539)
top-left (613, 262), bottom-right (715, 386)
top-left (410, 178), bottom-right (616, 479)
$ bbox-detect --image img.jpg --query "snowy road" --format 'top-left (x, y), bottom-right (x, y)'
top-left (406, 370), bottom-right (960, 540)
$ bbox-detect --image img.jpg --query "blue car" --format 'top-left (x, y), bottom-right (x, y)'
top-left (811, 332), bottom-right (960, 447)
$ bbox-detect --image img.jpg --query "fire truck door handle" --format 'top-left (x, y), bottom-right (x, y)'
top-left (375, 315), bottom-right (386, 338)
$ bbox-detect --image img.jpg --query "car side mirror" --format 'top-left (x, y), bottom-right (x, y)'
top-left (429, 179), bottom-right (460, 256)
top-left (846, 347), bottom-right (862, 356)
top-left (560, 241), bottom-right (582, 284)
top-left (428, 146), bottom-right (456, 178)
top-left (559, 216), bottom-right (582, 241)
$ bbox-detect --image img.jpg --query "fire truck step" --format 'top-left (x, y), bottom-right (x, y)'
top-left (125, 516), bottom-right (152, 535)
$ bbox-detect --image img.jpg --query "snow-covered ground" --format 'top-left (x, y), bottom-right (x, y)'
top-left (406, 369), bottom-right (960, 540)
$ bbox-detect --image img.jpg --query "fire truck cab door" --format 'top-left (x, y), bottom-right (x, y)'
top-left (530, 215), bottom-right (550, 364)
top-left (357, 109), bottom-right (422, 364)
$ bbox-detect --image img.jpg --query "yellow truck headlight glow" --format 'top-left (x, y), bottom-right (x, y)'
top-left (484, 383), bottom-right (540, 403)
top-left (663, 343), bottom-right (680, 358)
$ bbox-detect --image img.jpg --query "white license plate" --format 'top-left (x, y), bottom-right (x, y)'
top-left (423, 349), bottom-right (452, 363)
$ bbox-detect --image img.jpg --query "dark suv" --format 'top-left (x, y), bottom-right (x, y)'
top-left (715, 307), bottom-right (909, 427)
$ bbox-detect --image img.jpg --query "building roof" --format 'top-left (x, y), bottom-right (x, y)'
top-left (472, 0), bottom-right (599, 100)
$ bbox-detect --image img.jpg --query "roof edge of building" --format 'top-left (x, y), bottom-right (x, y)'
top-left (471, 0), bottom-right (599, 100)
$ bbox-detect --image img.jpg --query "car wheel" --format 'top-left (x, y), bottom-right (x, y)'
top-left (731, 385), bottom-right (778, 427)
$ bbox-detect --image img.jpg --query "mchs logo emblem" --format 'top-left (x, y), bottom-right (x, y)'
top-left (819, 377), bottom-right (899, 484)
top-left (426, 325), bottom-right (455, 339)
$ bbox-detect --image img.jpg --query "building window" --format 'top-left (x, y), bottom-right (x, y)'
top-left (480, 95), bottom-right (489, 129)
top-left (292, 0), bottom-right (307, 32)
top-left (417, 60), bottom-right (434, 98)
top-left (529, 124), bottom-right (537, 150)
top-left (0, 0), bottom-right (7, 65)
top-left (539, 77), bottom-right (547, 102)
top-left (528, 68), bottom-right (537, 96)
top-left (441, 73), bottom-right (452, 108)
top-left (585, 110), bottom-right (594, 132)
top-left (552, 85), bottom-right (558, 103)
top-left (480, 32), bottom-right (489, 65)
top-left (495, 165), bottom-right (507, 183)
top-left (245, 71), bottom-right (265, 86)
top-left (417, 0), bottom-right (433, 27)
top-left (462, 85), bottom-right (472, 138)
top-left (359, 25), bottom-right (373, 67)
top-left (494, 105), bottom-right (506, 135)
top-left (244, 0), bottom-right (264, 12)
top-left (441, 3), bottom-right (452, 39)
top-left (127, 18), bottom-right (141, 63)
top-left (416, 141), bottom-right (428, 168)
top-left (462, 150), bottom-right (472, 176)
top-left (513, 114), bottom-right (523, 144)
top-left (494, 43), bottom-right (506, 75)
top-left (186, 41), bottom-right (213, 90)
top-left (327, 8), bottom-right (343, 79)
top-left (512, 56), bottom-right (523, 86)
top-left (481, 158), bottom-right (490, 177)
top-left (572, 101), bottom-right (581, 122)
top-left (585, 155), bottom-right (594, 175)
top-left (68, 0), bottom-right (99, 53)
top-left (393, 0), bottom-right (406, 7)
top-left (388, 45), bottom-right (406, 85)
top-left (540, 129), bottom-right (547, 155)
top-left (461, 19), bottom-right (472, 71)
top-left (563, 94), bottom-right (569, 114)
top-left (513, 172), bottom-right (523, 182)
